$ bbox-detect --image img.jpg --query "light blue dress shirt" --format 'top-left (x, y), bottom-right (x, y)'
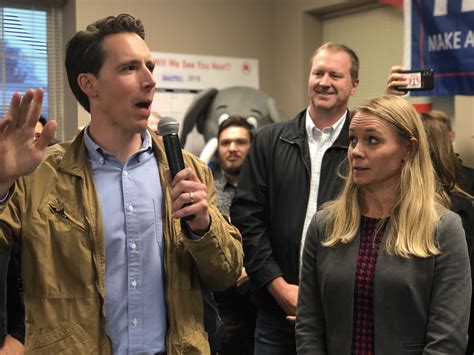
top-left (84, 128), bottom-right (167, 354)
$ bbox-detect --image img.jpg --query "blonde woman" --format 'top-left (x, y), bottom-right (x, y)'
top-left (295, 95), bottom-right (471, 354)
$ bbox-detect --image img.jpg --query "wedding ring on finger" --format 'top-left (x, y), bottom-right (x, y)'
top-left (188, 191), bottom-right (194, 204)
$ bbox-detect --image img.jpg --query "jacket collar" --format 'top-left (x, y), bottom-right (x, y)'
top-left (332, 111), bottom-right (350, 148)
top-left (57, 129), bottom-right (89, 176)
top-left (150, 130), bottom-right (168, 167)
top-left (280, 109), bottom-right (351, 148)
top-left (280, 109), bottom-right (307, 143)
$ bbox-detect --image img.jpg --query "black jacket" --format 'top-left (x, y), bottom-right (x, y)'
top-left (0, 242), bottom-right (24, 348)
top-left (230, 110), bottom-right (349, 316)
top-left (461, 165), bottom-right (474, 195)
top-left (451, 192), bottom-right (474, 355)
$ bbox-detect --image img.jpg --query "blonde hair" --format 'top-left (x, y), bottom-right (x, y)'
top-left (420, 111), bottom-right (473, 202)
top-left (428, 109), bottom-right (453, 131)
top-left (323, 95), bottom-right (443, 258)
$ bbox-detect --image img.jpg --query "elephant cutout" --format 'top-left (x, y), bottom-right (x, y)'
top-left (180, 86), bottom-right (287, 163)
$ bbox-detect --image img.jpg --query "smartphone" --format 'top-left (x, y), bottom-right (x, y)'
top-left (398, 69), bottom-right (435, 91)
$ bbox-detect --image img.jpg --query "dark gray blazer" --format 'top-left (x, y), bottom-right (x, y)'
top-left (296, 210), bottom-right (471, 355)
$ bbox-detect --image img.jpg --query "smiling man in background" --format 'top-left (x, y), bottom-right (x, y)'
top-left (231, 42), bottom-right (360, 354)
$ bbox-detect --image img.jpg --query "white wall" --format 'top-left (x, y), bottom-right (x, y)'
top-left (62, 0), bottom-right (474, 166)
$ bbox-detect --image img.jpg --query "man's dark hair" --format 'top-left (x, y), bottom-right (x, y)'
top-left (217, 116), bottom-right (255, 143)
top-left (65, 14), bottom-right (145, 112)
top-left (38, 115), bottom-right (47, 127)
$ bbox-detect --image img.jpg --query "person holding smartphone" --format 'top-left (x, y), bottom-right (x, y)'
top-left (386, 65), bottom-right (435, 94)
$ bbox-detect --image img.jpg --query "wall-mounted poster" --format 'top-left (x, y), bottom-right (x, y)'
top-left (151, 52), bottom-right (259, 154)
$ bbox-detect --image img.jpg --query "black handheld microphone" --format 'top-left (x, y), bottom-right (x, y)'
top-left (158, 117), bottom-right (185, 179)
top-left (158, 117), bottom-right (194, 221)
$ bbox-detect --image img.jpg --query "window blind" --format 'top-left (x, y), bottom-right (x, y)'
top-left (0, 1), bottom-right (64, 140)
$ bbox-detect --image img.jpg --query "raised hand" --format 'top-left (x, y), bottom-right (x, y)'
top-left (386, 65), bottom-right (410, 96)
top-left (0, 89), bottom-right (57, 196)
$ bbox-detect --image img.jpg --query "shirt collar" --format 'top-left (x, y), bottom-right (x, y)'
top-left (83, 126), bottom-right (153, 165)
top-left (219, 170), bottom-right (238, 188)
top-left (305, 109), bottom-right (347, 141)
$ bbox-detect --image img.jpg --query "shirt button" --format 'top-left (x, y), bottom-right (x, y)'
top-left (99, 157), bottom-right (105, 164)
top-left (132, 318), bottom-right (138, 326)
top-left (131, 242), bottom-right (136, 250)
top-left (124, 170), bottom-right (128, 177)
top-left (131, 280), bottom-right (137, 288)
top-left (128, 204), bottom-right (133, 212)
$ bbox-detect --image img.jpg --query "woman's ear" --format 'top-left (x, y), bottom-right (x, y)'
top-left (403, 137), bottom-right (419, 162)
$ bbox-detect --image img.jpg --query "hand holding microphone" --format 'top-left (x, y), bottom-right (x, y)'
top-left (158, 117), bottom-right (210, 233)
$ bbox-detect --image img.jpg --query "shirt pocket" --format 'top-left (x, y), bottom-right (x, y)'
top-left (22, 195), bottom-right (97, 298)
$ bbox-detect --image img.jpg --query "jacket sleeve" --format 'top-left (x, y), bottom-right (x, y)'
top-left (295, 212), bottom-right (327, 354)
top-left (182, 158), bottom-right (243, 292)
top-left (0, 183), bottom-right (19, 248)
top-left (230, 129), bottom-right (283, 289)
top-left (424, 211), bottom-right (472, 354)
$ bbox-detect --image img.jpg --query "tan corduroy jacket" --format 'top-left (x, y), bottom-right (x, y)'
top-left (0, 130), bottom-right (243, 354)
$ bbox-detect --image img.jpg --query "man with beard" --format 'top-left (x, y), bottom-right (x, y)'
top-left (231, 42), bottom-right (360, 354)
top-left (214, 116), bottom-right (254, 219)
top-left (212, 116), bottom-right (256, 355)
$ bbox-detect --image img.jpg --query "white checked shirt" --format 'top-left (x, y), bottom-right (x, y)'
top-left (299, 109), bottom-right (347, 263)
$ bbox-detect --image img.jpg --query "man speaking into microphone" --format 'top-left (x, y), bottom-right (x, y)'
top-left (0, 14), bottom-right (243, 355)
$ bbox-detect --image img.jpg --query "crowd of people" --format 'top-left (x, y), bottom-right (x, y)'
top-left (0, 12), bottom-right (473, 355)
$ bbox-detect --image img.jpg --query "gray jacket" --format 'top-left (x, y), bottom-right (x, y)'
top-left (296, 209), bottom-right (471, 355)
